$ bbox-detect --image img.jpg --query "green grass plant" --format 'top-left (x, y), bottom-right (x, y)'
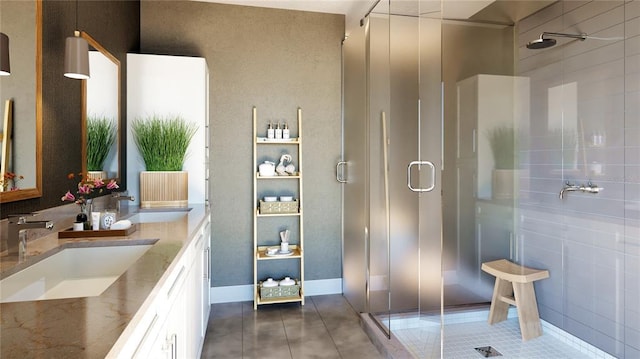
top-left (86, 115), bottom-right (117, 171)
top-left (131, 114), bottom-right (198, 171)
top-left (487, 126), bottom-right (516, 170)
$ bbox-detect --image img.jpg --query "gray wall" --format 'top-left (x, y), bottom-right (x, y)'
top-left (140, 1), bottom-right (344, 286)
top-left (517, 1), bottom-right (639, 357)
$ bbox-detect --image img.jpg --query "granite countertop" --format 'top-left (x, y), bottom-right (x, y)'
top-left (0, 204), bottom-right (209, 359)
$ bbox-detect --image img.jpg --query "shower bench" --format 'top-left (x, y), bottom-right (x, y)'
top-left (481, 259), bottom-right (549, 341)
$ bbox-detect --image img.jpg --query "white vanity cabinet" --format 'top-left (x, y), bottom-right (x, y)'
top-left (106, 216), bottom-right (211, 359)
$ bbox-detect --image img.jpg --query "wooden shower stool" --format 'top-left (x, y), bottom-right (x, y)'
top-left (481, 259), bottom-right (549, 341)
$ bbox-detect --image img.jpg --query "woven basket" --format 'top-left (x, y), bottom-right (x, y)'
top-left (259, 200), bottom-right (299, 214)
top-left (259, 281), bottom-right (300, 299)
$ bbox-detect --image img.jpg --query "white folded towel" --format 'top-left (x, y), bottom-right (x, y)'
top-left (110, 220), bottom-right (132, 230)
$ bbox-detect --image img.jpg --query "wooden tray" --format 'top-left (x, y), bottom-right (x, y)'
top-left (58, 224), bottom-right (137, 238)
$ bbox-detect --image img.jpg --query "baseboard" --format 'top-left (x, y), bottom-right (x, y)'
top-left (210, 278), bottom-right (342, 304)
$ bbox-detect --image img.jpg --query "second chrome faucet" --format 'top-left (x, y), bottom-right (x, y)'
top-left (559, 181), bottom-right (603, 199)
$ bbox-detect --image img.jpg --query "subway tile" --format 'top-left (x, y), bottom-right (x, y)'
top-left (626, 92), bottom-right (640, 124)
top-left (626, 16), bottom-right (640, 38)
top-left (627, 0), bottom-right (640, 20)
top-left (625, 343), bottom-right (640, 358)
top-left (519, 1), bottom-right (564, 35)
top-left (563, 44), bottom-right (625, 77)
top-left (563, 1), bottom-right (623, 29)
top-left (627, 34), bottom-right (640, 56)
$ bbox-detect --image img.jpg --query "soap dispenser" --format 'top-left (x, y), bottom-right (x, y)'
top-left (267, 122), bottom-right (274, 139)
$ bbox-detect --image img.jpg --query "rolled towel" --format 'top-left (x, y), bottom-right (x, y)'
top-left (110, 219), bottom-right (132, 230)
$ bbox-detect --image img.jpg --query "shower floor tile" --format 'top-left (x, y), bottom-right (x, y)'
top-left (393, 318), bottom-right (596, 359)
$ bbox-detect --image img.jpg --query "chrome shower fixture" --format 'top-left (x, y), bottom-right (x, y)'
top-left (526, 32), bottom-right (586, 49)
top-left (527, 31), bottom-right (624, 49)
top-left (559, 181), bottom-right (603, 199)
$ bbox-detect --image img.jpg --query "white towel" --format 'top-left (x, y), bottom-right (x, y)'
top-left (110, 219), bottom-right (132, 230)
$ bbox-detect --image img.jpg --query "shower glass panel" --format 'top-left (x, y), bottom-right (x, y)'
top-left (440, 6), bottom-right (520, 308)
top-left (342, 10), bottom-right (369, 315)
top-left (367, 1), bottom-right (392, 335)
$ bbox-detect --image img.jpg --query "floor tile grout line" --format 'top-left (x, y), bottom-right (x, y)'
top-left (280, 304), bottom-right (295, 359)
top-left (312, 296), bottom-right (348, 359)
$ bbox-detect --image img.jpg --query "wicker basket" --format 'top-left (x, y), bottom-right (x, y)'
top-left (259, 280), bottom-right (300, 299)
top-left (259, 200), bottom-right (299, 214)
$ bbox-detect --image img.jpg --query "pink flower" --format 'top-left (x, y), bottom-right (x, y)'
top-left (61, 190), bottom-right (76, 202)
top-left (62, 173), bottom-right (119, 208)
top-left (93, 178), bottom-right (105, 188)
top-left (106, 179), bottom-right (119, 190)
top-left (78, 183), bottom-right (93, 195)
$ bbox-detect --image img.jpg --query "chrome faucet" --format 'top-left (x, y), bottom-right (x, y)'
top-left (7, 214), bottom-right (54, 257)
top-left (111, 192), bottom-right (135, 212)
top-left (559, 181), bottom-right (603, 199)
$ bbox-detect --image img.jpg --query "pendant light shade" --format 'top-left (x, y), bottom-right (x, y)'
top-left (0, 32), bottom-right (10, 76)
top-left (64, 31), bottom-right (90, 79)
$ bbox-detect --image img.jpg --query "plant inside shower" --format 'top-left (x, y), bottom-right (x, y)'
top-left (486, 125), bottom-right (526, 200)
top-left (487, 125), bottom-right (517, 169)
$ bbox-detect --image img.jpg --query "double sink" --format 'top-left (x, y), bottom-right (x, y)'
top-left (0, 210), bottom-right (190, 303)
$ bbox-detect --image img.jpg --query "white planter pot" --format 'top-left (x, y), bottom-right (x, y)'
top-left (86, 171), bottom-right (108, 181)
top-left (139, 171), bottom-right (188, 208)
top-left (492, 169), bottom-right (516, 200)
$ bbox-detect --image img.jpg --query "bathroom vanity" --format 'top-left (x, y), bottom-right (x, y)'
top-left (0, 204), bottom-right (211, 359)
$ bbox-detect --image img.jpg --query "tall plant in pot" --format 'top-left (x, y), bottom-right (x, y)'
top-left (131, 114), bottom-right (197, 208)
top-left (487, 125), bottom-right (517, 200)
top-left (86, 114), bottom-right (117, 180)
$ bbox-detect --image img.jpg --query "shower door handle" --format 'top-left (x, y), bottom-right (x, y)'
top-left (336, 161), bottom-right (347, 183)
top-left (407, 161), bottom-right (436, 192)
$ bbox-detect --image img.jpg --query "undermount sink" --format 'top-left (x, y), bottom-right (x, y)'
top-left (127, 210), bottom-right (191, 224)
top-left (0, 244), bottom-right (155, 303)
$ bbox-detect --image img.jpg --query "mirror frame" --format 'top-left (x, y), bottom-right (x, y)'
top-left (0, 0), bottom-right (43, 203)
top-left (80, 31), bottom-right (121, 182)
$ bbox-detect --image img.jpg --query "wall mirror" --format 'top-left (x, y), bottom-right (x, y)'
top-left (0, 0), bottom-right (42, 203)
top-left (81, 32), bottom-right (120, 181)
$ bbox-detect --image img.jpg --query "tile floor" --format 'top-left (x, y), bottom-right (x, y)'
top-left (388, 310), bottom-right (615, 359)
top-left (394, 318), bottom-right (591, 358)
top-left (200, 294), bottom-right (384, 359)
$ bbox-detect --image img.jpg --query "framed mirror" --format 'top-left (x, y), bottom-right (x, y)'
top-left (0, 0), bottom-right (43, 203)
top-left (81, 32), bottom-right (120, 181)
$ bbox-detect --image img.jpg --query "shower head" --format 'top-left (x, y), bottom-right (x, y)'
top-left (526, 37), bottom-right (557, 49)
top-left (526, 32), bottom-right (587, 49)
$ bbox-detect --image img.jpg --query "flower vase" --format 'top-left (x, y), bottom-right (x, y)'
top-left (76, 199), bottom-right (93, 229)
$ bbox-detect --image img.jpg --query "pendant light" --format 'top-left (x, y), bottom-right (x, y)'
top-left (64, 0), bottom-right (89, 79)
top-left (64, 31), bottom-right (90, 79)
top-left (0, 32), bottom-right (10, 76)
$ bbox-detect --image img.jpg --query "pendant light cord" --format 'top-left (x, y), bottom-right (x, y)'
top-left (75, 0), bottom-right (78, 31)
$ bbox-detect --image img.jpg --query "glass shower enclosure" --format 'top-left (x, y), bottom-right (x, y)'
top-left (342, 0), bottom-right (538, 346)
top-left (343, 0), bottom-right (636, 358)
